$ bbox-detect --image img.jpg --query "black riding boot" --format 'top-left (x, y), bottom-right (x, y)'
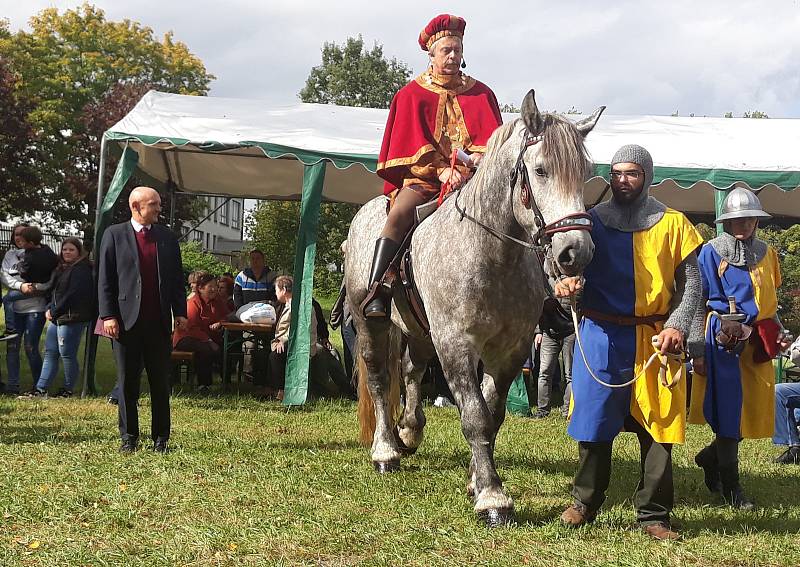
top-left (363, 238), bottom-right (400, 318)
top-left (719, 463), bottom-right (755, 510)
top-left (694, 442), bottom-right (721, 493)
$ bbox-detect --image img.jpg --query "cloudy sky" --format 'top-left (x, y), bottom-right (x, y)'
top-left (3, 0), bottom-right (800, 117)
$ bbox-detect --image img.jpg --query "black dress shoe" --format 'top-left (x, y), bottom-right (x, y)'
top-left (153, 440), bottom-right (169, 453)
top-left (119, 439), bottom-right (138, 454)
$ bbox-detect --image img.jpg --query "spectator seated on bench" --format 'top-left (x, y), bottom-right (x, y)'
top-left (172, 273), bottom-right (231, 393)
top-left (264, 276), bottom-right (315, 401)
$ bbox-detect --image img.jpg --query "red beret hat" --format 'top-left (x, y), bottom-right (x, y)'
top-left (418, 14), bottom-right (466, 52)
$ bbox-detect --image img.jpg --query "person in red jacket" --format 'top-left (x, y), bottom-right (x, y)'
top-left (362, 13), bottom-right (503, 318)
top-left (173, 272), bottom-right (231, 393)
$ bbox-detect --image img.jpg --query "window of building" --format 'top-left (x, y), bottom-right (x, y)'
top-left (231, 200), bottom-right (241, 230)
top-left (219, 198), bottom-right (229, 226)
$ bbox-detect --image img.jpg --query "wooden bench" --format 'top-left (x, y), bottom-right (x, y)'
top-left (171, 350), bottom-right (196, 386)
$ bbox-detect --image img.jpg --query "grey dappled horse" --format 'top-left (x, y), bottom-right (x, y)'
top-left (345, 90), bottom-right (604, 526)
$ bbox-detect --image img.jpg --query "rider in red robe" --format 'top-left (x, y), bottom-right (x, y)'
top-left (362, 14), bottom-right (503, 318)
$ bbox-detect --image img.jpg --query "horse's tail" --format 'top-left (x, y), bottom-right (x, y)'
top-left (357, 324), bottom-right (403, 447)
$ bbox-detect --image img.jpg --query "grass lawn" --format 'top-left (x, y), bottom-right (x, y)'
top-left (1, 301), bottom-right (799, 565)
top-left (1, 397), bottom-right (799, 565)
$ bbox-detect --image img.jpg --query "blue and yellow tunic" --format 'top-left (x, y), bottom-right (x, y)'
top-left (568, 208), bottom-right (703, 444)
top-left (688, 244), bottom-right (781, 439)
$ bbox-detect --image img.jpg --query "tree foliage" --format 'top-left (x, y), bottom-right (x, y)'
top-left (760, 225), bottom-right (800, 334)
top-left (180, 242), bottom-right (232, 278)
top-left (299, 36), bottom-right (410, 109)
top-left (0, 3), bottom-right (214, 244)
top-left (0, 53), bottom-right (44, 218)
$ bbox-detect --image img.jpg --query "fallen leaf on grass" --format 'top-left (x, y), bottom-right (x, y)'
top-left (28, 540), bottom-right (41, 550)
top-left (228, 543), bottom-right (238, 551)
top-left (119, 484), bottom-right (127, 492)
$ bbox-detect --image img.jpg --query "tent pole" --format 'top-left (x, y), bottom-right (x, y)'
top-left (82, 134), bottom-right (109, 398)
top-left (169, 181), bottom-right (176, 230)
top-left (283, 162), bottom-right (326, 406)
top-left (714, 188), bottom-right (727, 235)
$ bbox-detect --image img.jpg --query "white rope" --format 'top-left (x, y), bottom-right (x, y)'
top-left (570, 296), bottom-right (684, 390)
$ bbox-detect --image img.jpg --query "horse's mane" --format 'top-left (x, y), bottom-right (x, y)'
top-left (472, 115), bottom-right (591, 198)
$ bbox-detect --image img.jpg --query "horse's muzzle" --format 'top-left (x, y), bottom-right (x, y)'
top-left (553, 232), bottom-right (594, 276)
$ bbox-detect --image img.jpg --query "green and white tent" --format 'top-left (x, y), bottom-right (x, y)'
top-left (91, 90), bottom-right (800, 402)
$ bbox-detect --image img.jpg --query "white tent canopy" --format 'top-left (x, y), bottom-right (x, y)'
top-left (107, 90), bottom-right (800, 216)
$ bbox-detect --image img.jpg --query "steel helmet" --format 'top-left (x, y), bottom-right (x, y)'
top-left (714, 187), bottom-right (771, 223)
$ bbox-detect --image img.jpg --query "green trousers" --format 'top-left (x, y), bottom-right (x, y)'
top-left (571, 415), bottom-right (674, 525)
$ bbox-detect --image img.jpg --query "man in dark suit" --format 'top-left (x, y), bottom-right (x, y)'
top-left (98, 186), bottom-right (187, 453)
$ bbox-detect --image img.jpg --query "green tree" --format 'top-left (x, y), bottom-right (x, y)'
top-left (760, 225), bottom-right (800, 334)
top-left (0, 49), bottom-right (44, 219)
top-left (247, 200), bottom-right (358, 297)
top-left (0, 3), bottom-right (214, 244)
top-left (180, 242), bottom-right (232, 278)
top-left (299, 36), bottom-right (410, 108)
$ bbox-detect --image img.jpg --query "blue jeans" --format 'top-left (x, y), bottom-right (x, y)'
top-left (36, 322), bottom-right (88, 392)
top-left (773, 382), bottom-right (800, 447)
top-left (5, 311), bottom-right (46, 392)
top-left (3, 290), bottom-right (26, 332)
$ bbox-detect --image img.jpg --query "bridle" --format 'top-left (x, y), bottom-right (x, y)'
top-left (454, 131), bottom-right (593, 254)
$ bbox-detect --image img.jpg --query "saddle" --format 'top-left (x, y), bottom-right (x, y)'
top-left (390, 200), bottom-right (437, 335)
top-left (333, 200), bottom-right (438, 334)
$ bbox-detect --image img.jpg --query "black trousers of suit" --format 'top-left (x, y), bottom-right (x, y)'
top-left (112, 319), bottom-right (172, 443)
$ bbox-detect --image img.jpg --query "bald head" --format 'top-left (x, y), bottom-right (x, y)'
top-left (129, 186), bottom-right (162, 225)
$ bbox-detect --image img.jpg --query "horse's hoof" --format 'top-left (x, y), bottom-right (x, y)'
top-left (477, 507), bottom-right (515, 528)
top-left (373, 459), bottom-right (401, 474)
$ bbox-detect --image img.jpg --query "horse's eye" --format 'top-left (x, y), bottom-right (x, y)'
top-left (535, 166), bottom-right (547, 177)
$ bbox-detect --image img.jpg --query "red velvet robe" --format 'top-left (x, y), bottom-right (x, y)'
top-left (377, 72), bottom-right (502, 195)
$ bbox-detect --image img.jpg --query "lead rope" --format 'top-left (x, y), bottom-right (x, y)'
top-left (569, 295), bottom-right (685, 389)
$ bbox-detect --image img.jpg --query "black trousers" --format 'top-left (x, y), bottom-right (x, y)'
top-left (112, 320), bottom-right (171, 443)
top-left (268, 349), bottom-right (287, 390)
top-left (572, 415), bottom-right (674, 524)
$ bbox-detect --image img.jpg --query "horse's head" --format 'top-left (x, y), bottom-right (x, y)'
top-left (510, 90), bottom-right (604, 276)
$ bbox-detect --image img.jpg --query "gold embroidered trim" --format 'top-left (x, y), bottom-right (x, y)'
top-left (377, 144), bottom-right (436, 171)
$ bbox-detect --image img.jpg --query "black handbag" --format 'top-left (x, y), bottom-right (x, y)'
top-left (538, 296), bottom-right (575, 341)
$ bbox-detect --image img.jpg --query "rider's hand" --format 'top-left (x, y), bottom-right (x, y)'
top-left (439, 167), bottom-right (465, 189)
top-left (554, 277), bottom-right (582, 298)
top-left (470, 153), bottom-right (484, 167)
top-left (655, 327), bottom-right (684, 355)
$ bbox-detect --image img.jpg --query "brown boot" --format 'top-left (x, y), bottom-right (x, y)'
top-left (642, 521), bottom-right (680, 541)
top-left (560, 502), bottom-right (596, 527)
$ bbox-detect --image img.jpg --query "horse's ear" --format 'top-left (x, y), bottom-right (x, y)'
top-left (521, 89), bottom-right (543, 136)
top-left (575, 105), bottom-right (606, 138)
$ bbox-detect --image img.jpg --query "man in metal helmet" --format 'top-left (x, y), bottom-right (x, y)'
top-left (689, 187), bottom-right (793, 509)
